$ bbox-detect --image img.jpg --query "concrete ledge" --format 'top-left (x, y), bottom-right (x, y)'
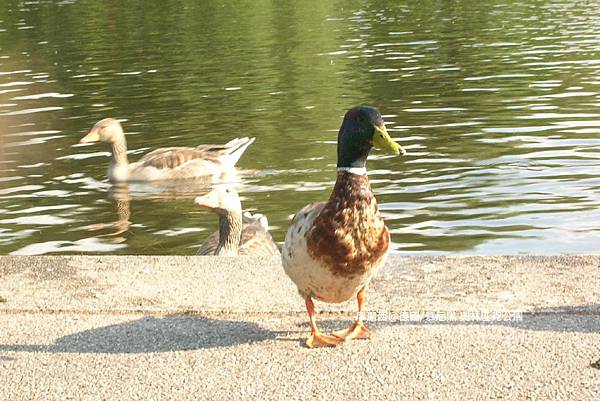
top-left (0, 256), bottom-right (598, 401)
top-left (1, 255), bottom-right (599, 314)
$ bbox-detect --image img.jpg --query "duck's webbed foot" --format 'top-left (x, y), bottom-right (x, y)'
top-left (333, 287), bottom-right (372, 341)
top-left (332, 320), bottom-right (372, 340)
top-left (305, 296), bottom-right (344, 348)
top-left (306, 331), bottom-right (344, 348)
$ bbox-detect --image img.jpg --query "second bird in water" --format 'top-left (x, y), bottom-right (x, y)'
top-left (195, 186), bottom-right (280, 257)
top-left (80, 118), bottom-right (255, 183)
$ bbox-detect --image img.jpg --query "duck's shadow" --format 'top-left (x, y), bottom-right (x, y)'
top-left (2, 305), bottom-right (597, 356)
top-left (0, 315), bottom-right (276, 354)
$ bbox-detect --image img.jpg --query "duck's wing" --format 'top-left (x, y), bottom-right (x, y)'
top-left (238, 213), bottom-right (280, 257)
top-left (281, 202), bottom-right (326, 260)
top-left (137, 137), bottom-right (255, 171)
top-left (287, 202), bottom-right (326, 235)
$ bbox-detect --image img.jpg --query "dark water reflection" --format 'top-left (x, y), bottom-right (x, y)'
top-left (0, 0), bottom-right (599, 255)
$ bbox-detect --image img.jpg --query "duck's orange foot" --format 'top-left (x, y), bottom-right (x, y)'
top-left (306, 331), bottom-right (344, 348)
top-left (333, 321), bottom-right (372, 340)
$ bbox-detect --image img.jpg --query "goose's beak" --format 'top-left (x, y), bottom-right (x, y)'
top-left (373, 124), bottom-right (405, 156)
top-left (80, 128), bottom-right (100, 144)
top-left (194, 192), bottom-right (219, 209)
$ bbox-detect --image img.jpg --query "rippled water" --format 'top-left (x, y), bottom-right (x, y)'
top-left (1, 0), bottom-right (599, 255)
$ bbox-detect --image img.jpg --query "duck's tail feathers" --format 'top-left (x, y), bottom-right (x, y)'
top-left (220, 137), bottom-right (256, 168)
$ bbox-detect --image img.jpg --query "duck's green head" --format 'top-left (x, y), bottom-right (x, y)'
top-left (337, 106), bottom-right (405, 168)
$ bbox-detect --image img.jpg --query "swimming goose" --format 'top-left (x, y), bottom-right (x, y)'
top-left (195, 186), bottom-right (279, 257)
top-left (281, 106), bottom-right (405, 348)
top-left (80, 118), bottom-right (254, 182)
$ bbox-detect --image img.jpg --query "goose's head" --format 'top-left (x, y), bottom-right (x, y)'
top-left (80, 118), bottom-right (125, 144)
top-left (194, 186), bottom-right (242, 216)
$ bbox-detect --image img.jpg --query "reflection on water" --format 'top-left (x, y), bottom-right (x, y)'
top-left (0, 0), bottom-right (599, 255)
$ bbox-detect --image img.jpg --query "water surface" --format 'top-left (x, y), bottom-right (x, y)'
top-left (1, 0), bottom-right (599, 255)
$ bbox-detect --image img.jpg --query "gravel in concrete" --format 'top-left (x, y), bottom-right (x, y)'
top-left (0, 256), bottom-right (598, 400)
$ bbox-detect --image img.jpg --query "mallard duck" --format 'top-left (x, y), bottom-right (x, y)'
top-left (195, 186), bottom-right (280, 257)
top-left (79, 118), bottom-right (255, 182)
top-left (282, 106), bottom-right (405, 348)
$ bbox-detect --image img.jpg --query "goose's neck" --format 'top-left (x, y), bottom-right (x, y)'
top-left (110, 137), bottom-right (129, 167)
top-left (215, 211), bottom-right (242, 256)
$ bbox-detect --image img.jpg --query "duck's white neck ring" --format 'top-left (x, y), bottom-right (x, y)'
top-left (337, 167), bottom-right (367, 175)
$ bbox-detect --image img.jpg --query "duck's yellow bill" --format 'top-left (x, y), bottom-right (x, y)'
top-left (373, 125), bottom-right (405, 155)
top-left (80, 129), bottom-right (100, 144)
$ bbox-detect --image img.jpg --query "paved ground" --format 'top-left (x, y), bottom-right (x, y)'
top-left (0, 255), bottom-right (599, 400)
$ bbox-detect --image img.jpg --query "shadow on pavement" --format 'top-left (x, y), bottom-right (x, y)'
top-left (0, 314), bottom-right (276, 354)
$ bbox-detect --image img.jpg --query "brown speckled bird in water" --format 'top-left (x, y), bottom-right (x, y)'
top-left (282, 106), bottom-right (405, 348)
top-left (80, 118), bottom-right (254, 182)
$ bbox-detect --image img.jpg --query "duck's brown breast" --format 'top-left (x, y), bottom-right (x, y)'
top-left (306, 172), bottom-right (389, 278)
